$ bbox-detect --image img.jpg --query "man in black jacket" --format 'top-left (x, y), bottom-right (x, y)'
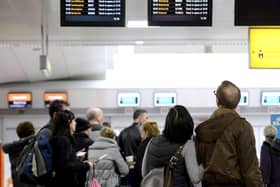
top-left (37, 99), bottom-right (70, 187)
top-left (118, 109), bottom-right (148, 186)
top-left (86, 107), bottom-right (104, 142)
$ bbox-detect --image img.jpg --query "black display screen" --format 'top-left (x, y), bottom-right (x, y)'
top-left (148, 0), bottom-right (212, 26)
top-left (61, 0), bottom-right (125, 26)
top-left (235, 0), bottom-right (280, 26)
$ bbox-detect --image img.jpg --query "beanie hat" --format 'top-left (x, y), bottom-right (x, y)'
top-left (75, 118), bottom-right (92, 133)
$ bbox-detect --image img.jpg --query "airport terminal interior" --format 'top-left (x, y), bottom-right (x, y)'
top-left (1, 0), bottom-right (280, 186)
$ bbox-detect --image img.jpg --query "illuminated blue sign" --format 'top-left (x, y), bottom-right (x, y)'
top-left (154, 93), bottom-right (176, 107)
top-left (118, 93), bottom-right (140, 107)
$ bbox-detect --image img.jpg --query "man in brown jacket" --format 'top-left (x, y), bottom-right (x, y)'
top-left (195, 80), bottom-right (264, 187)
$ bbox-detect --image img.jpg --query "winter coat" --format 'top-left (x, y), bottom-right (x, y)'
top-left (2, 136), bottom-right (35, 187)
top-left (133, 137), bottom-right (152, 187)
top-left (142, 135), bottom-right (203, 187)
top-left (118, 123), bottom-right (141, 159)
top-left (73, 132), bottom-right (94, 187)
top-left (88, 136), bottom-right (129, 187)
top-left (260, 139), bottom-right (280, 187)
top-left (50, 136), bottom-right (90, 187)
top-left (195, 108), bottom-right (264, 187)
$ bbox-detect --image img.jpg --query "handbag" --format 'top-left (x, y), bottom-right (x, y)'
top-left (163, 145), bottom-right (184, 187)
top-left (141, 144), bottom-right (184, 187)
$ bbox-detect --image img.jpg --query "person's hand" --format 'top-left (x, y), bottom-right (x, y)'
top-left (84, 160), bottom-right (94, 169)
top-left (76, 151), bottom-right (86, 161)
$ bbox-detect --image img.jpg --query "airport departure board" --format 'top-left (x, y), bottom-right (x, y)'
top-left (61, 0), bottom-right (125, 26)
top-left (235, 0), bottom-right (280, 26)
top-left (148, 0), bottom-right (212, 26)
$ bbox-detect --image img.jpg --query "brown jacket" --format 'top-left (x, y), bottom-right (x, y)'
top-left (195, 108), bottom-right (264, 187)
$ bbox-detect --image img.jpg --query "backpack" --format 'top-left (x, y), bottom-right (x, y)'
top-left (16, 126), bottom-right (53, 185)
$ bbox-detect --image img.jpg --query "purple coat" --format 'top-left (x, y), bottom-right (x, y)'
top-left (260, 139), bottom-right (280, 187)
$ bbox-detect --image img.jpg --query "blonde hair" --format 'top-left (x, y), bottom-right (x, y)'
top-left (100, 127), bottom-right (116, 139)
top-left (264, 125), bottom-right (277, 138)
top-left (141, 120), bottom-right (160, 138)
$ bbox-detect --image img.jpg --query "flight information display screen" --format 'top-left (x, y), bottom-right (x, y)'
top-left (8, 92), bottom-right (32, 108)
top-left (148, 0), bottom-right (212, 26)
top-left (235, 0), bottom-right (280, 26)
top-left (61, 0), bottom-right (125, 26)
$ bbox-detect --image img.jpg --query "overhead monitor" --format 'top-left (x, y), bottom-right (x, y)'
top-left (61, 0), bottom-right (125, 26)
top-left (235, 0), bottom-right (280, 26)
top-left (239, 92), bottom-right (249, 106)
top-left (148, 0), bottom-right (212, 26)
top-left (250, 28), bottom-right (280, 69)
top-left (44, 92), bottom-right (68, 108)
top-left (154, 92), bottom-right (176, 107)
top-left (117, 93), bottom-right (140, 107)
top-left (261, 92), bottom-right (280, 106)
top-left (8, 92), bottom-right (32, 108)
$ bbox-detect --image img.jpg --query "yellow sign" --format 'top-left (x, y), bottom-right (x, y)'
top-left (250, 28), bottom-right (280, 68)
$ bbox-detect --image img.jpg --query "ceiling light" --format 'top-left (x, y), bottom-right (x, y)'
top-left (127, 20), bottom-right (148, 28)
top-left (135, 41), bottom-right (145, 45)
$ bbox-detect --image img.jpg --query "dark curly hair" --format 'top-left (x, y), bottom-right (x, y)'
top-left (16, 121), bottom-right (35, 138)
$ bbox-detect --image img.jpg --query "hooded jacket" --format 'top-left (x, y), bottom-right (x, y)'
top-left (88, 137), bottom-right (129, 187)
top-left (195, 108), bottom-right (264, 187)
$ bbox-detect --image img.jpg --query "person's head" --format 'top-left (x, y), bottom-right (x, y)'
top-left (53, 110), bottom-right (76, 136)
top-left (100, 127), bottom-right (116, 140)
top-left (49, 100), bottom-right (70, 119)
top-left (215, 80), bottom-right (241, 109)
top-left (264, 125), bottom-right (277, 139)
top-left (102, 121), bottom-right (111, 128)
top-left (133, 109), bottom-right (148, 125)
top-left (75, 118), bottom-right (92, 136)
top-left (163, 105), bottom-right (194, 144)
top-left (86, 107), bottom-right (104, 124)
top-left (16, 121), bottom-right (35, 139)
top-left (140, 120), bottom-right (160, 140)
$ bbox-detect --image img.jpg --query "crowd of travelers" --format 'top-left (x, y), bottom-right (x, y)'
top-left (2, 80), bottom-right (277, 187)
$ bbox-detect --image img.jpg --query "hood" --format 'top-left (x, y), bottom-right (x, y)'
top-left (148, 135), bottom-right (178, 163)
top-left (90, 137), bottom-right (118, 150)
top-left (195, 108), bottom-right (240, 143)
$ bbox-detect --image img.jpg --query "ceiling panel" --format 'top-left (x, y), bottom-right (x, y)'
top-left (63, 47), bottom-right (107, 78)
top-left (0, 47), bottom-right (28, 83)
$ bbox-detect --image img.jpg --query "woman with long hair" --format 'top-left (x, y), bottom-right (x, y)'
top-left (142, 105), bottom-right (203, 187)
top-left (50, 110), bottom-right (93, 187)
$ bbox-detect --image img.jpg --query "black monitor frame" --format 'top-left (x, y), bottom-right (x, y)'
top-left (61, 0), bottom-right (126, 27)
top-left (148, 0), bottom-right (212, 26)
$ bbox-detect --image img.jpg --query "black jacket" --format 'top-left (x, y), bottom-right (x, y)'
top-left (73, 132), bottom-right (93, 160)
top-left (261, 139), bottom-right (280, 187)
top-left (134, 137), bottom-right (152, 187)
top-left (144, 135), bottom-right (192, 187)
top-left (50, 135), bottom-right (89, 187)
top-left (118, 123), bottom-right (141, 159)
top-left (73, 133), bottom-right (94, 187)
top-left (2, 136), bottom-right (35, 187)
